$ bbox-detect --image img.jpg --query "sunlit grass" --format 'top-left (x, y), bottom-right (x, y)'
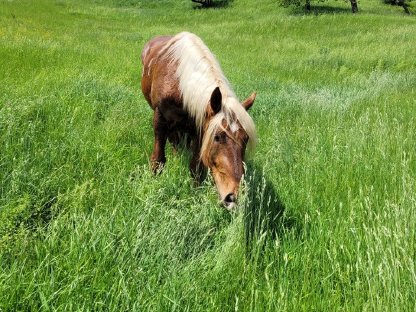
top-left (1, 0), bottom-right (415, 310)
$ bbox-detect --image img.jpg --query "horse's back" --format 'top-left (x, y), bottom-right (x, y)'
top-left (141, 35), bottom-right (172, 66)
top-left (141, 35), bottom-right (175, 108)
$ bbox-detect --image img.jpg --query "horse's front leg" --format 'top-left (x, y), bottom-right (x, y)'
top-left (190, 140), bottom-right (206, 184)
top-left (151, 107), bottom-right (168, 173)
top-left (167, 131), bottom-right (180, 155)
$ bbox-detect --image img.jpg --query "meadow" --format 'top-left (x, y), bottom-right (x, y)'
top-left (1, 0), bottom-right (415, 310)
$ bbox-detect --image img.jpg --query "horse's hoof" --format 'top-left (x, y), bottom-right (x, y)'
top-left (151, 161), bottom-right (165, 174)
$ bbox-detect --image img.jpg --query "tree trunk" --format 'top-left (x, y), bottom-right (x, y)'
top-left (350, 0), bottom-right (358, 13)
top-left (305, 0), bottom-right (311, 11)
top-left (191, 0), bottom-right (213, 6)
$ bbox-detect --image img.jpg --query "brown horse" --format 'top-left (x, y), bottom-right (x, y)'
top-left (141, 32), bottom-right (256, 209)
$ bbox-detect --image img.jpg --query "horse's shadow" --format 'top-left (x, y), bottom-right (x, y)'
top-left (157, 144), bottom-right (301, 251)
top-left (242, 162), bottom-right (301, 252)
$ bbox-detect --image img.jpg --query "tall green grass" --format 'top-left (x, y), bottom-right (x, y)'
top-left (1, 0), bottom-right (415, 310)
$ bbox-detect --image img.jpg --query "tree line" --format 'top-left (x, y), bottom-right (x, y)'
top-left (192, 0), bottom-right (413, 14)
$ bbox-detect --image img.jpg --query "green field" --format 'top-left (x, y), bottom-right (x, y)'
top-left (1, 0), bottom-right (415, 310)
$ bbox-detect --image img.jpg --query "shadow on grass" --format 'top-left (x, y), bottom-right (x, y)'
top-left (383, 0), bottom-right (412, 14)
top-left (243, 162), bottom-right (302, 254)
top-left (290, 5), bottom-right (353, 15)
top-left (192, 0), bottom-right (233, 9)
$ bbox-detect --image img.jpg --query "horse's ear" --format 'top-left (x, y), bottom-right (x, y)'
top-left (210, 87), bottom-right (222, 115)
top-left (242, 92), bottom-right (256, 111)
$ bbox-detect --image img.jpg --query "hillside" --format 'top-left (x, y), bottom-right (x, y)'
top-left (1, 0), bottom-right (415, 310)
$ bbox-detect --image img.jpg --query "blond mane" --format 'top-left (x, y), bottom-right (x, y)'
top-left (159, 32), bottom-right (256, 153)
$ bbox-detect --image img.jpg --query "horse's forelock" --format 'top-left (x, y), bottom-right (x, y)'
top-left (200, 100), bottom-right (256, 161)
top-left (226, 98), bottom-right (257, 151)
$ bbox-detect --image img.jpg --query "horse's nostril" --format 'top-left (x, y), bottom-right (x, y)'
top-left (224, 193), bottom-right (236, 204)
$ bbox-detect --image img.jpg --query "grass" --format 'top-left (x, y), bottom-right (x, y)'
top-left (1, 0), bottom-right (415, 310)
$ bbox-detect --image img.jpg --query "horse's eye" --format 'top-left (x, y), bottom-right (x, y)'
top-left (214, 135), bottom-right (220, 142)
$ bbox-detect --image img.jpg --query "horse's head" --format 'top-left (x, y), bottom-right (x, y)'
top-left (201, 87), bottom-right (256, 210)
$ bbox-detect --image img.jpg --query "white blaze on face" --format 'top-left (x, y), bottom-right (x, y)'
top-left (230, 122), bottom-right (239, 134)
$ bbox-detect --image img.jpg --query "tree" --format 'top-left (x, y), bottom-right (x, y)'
top-left (191, 0), bottom-right (213, 7)
top-left (384, 0), bottom-right (411, 14)
top-left (350, 0), bottom-right (358, 13)
top-left (279, 0), bottom-right (359, 13)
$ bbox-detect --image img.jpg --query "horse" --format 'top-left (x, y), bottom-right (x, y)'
top-left (141, 32), bottom-right (256, 209)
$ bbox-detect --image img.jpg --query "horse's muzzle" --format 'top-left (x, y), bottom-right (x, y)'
top-left (223, 193), bottom-right (237, 210)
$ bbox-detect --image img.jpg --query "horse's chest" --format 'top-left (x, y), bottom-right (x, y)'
top-left (159, 101), bottom-right (195, 133)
